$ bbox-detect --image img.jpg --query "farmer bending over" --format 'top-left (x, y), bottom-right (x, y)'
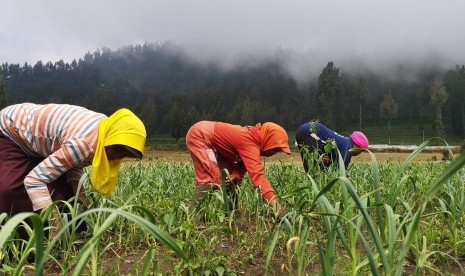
top-left (295, 121), bottom-right (368, 173)
top-left (0, 103), bottom-right (146, 235)
top-left (186, 121), bottom-right (291, 216)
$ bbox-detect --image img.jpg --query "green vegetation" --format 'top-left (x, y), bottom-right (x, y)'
top-left (356, 124), bottom-right (464, 146)
top-left (147, 124), bottom-right (464, 153)
top-left (146, 135), bottom-right (187, 151)
top-left (2, 139), bottom-right (465, 275)
top-left (3, 45), bottom-right (465, 142)
top-left (0, 67), bottom-right (6, 110)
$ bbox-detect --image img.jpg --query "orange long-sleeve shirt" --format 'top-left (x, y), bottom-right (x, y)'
top-left (213, 122), bottom-right (275, 200)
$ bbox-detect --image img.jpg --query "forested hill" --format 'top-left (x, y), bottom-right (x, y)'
top-left (1, 42), bottom-right (465, 140)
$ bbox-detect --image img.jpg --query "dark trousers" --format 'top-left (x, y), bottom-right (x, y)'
top-left (0, 133), bottom-right (74, 217)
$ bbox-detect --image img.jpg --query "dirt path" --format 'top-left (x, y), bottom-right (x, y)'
top-left (143, 149), bottom-right (445, 164)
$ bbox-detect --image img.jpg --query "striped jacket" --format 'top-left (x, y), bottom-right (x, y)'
top-left (0, 103), bottom-right (106, 210)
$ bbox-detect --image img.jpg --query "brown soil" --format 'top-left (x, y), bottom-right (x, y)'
top-left (143, 149), bottom-right (445, 164)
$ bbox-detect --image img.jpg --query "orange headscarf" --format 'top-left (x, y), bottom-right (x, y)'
top-left (255, 122), bottom-right (291, 154)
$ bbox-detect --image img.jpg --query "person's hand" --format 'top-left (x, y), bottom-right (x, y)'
top-left (268, 197), bottom-right (283, 217)
top-left (77, 192), bottom-right (91, 209)
top-left (321, 154), bottom-right (332, 167)
top-left (70, 179), bottom-right (91, 208)
top-left (42, 206), bottom-right (62, 241)
top-left (225, 176), bottom-right (241, 192)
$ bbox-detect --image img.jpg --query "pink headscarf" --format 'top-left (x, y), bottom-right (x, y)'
top-left (350, 131), bottom-right (369, 149)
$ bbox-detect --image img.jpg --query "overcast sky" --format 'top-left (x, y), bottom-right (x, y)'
top-left (1, 0), bottom-right (464, 81)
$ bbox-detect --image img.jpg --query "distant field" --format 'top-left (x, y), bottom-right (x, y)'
top-left (354, 124), bottom-right (464, 145)
top-left (143, 148), bottom-right (446, 164)
top-left (148, 123), bottom-right (464, 152)
top-left (144, 125), bottom-right (460, 166)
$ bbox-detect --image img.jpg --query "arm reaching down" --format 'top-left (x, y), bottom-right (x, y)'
top-left (24, 138), bottom-right (94, 211)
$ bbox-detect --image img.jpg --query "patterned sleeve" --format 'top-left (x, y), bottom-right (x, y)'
top-left (24, 138), bottom-right (94, 211)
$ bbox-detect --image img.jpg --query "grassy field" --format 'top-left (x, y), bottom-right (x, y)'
top-left (144, 148), bottom-right (446, 164)
top-left (147, 122), bottom-right (465, 152)
top-left (355, 124), bottom-right (464, 146)
top-left (1, 142), bottom-right (465, 275)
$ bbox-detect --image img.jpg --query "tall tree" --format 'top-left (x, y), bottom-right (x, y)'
top-left (380, 91), bottom-right (398, 144)
top-left (444, 65), bottom-right (465, 136)
top-left (227, 96), bottom-right (277, 126)
top-left (0, 67), bottom-right (6, 109)
top-left (317, 61), bottom-right (342, 128)
top-left (429, 78), bottom-right (448, 137)
top-left (355, 77), bottom-right (368, 130)
top-left (412, 87), bottom-right (430, 140)
top-left (166, 94), bottom-right (197, 142)
top-left (139, 97), bottom-right (158, 137)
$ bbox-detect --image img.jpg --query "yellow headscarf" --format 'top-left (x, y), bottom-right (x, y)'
top-left (255, 122), bottom-right (291, 154)
top-left (91, 108), bottom-right (146, 196)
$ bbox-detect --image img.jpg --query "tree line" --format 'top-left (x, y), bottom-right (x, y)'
top-left (1, 42), bottom-right (464, 141)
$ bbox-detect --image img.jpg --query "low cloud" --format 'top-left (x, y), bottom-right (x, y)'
top-left (1, 0), bottom-right (464, 82)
